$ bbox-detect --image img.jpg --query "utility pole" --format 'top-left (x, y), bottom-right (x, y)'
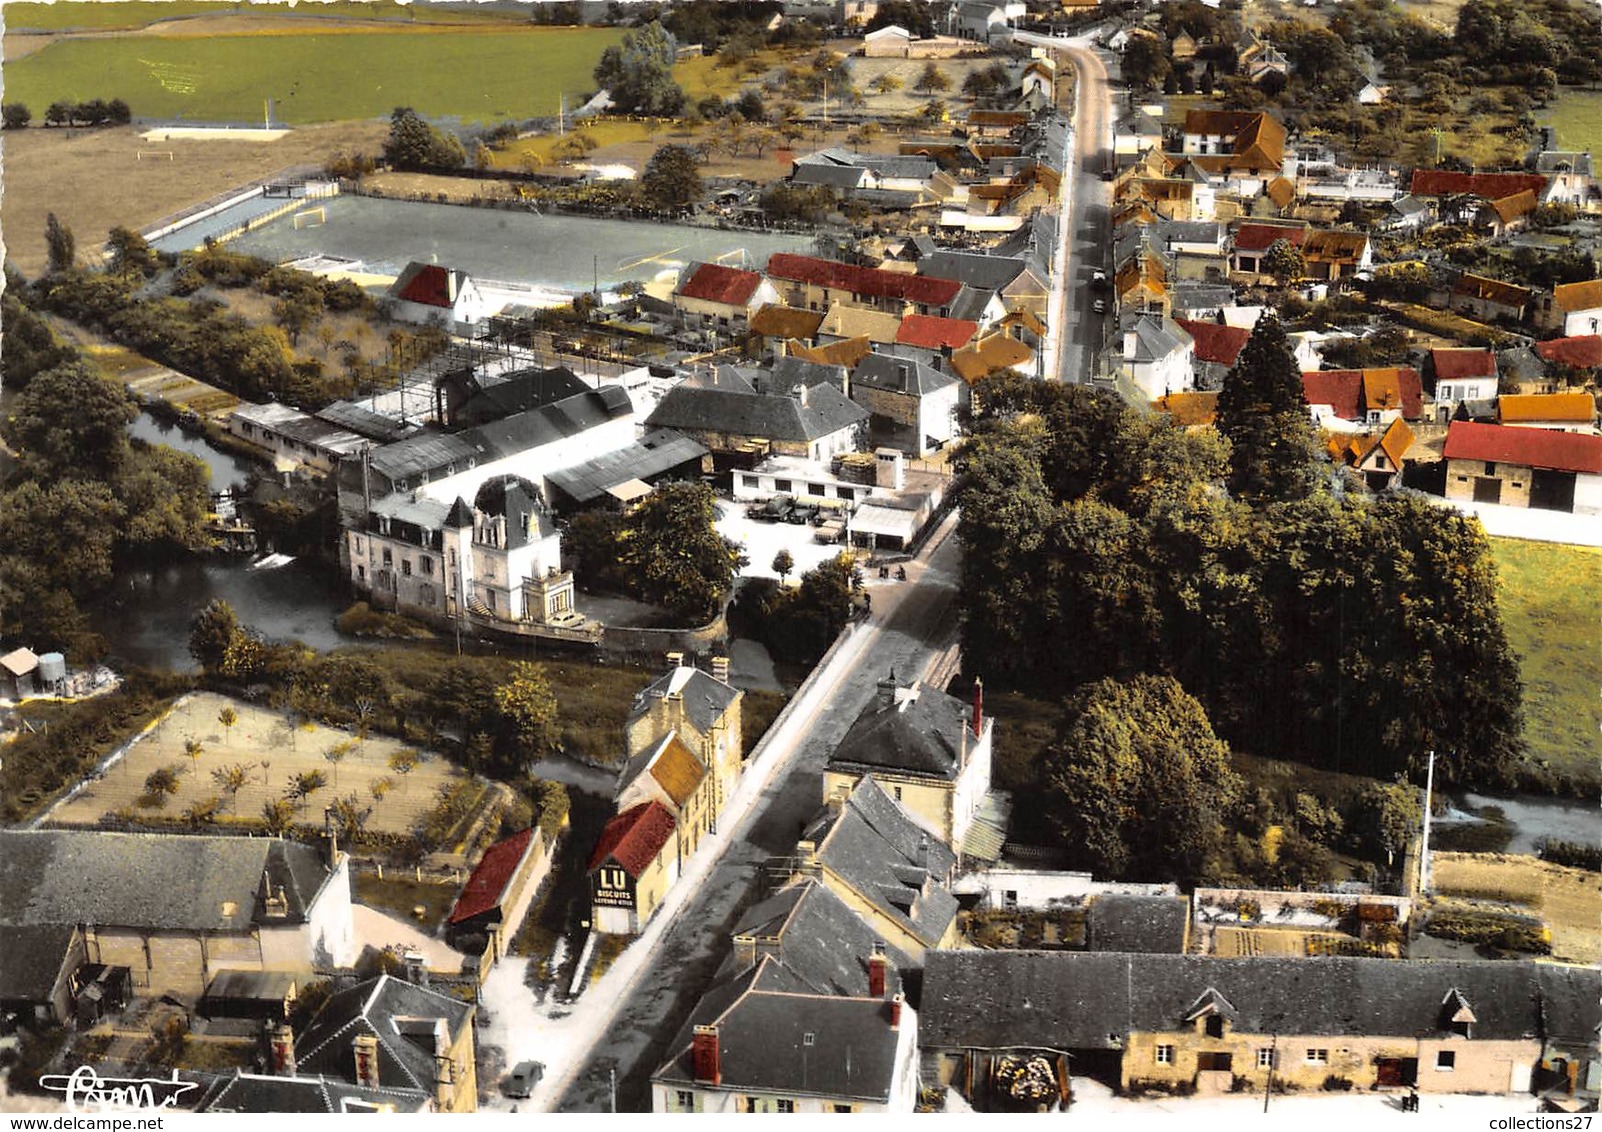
top-left (1262, 1032), bottom-right (1277, 1113)
top-left (1419, 749), bottom-right (1436, 896)
top-left (608, 1068), bottom-right (617, 1113)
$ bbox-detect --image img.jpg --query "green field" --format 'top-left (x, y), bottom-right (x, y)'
top-left (1, 1), bottom-right (527, 32)
top-left (1490, 537), bottom-right (1602, 789)
top-left (2, 26), bottom-right (621, 125)
top-left (1540, 88), bottom-right (1602, 159)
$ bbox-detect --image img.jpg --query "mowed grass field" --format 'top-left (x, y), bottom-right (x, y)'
top-left (1489, 537), bottom-right (1602, 788)
top-left (1540, 88), bottom-right (1602, 158)
top-left (3, 25), bottom-right (622, 125)
top-left (2, 0), bottom-right (527, 31)
top-left (1432, 852), bottom-right (1601, 966)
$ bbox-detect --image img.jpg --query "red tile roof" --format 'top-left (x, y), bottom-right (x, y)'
top-left (1176, 319), bottom-right (1250, 366)
top-left (1408, 170), bottom-right (1547, 201)
top-left (1430, 348), bottom-right (1497, 382)
top-left (1302, 371), bottom-right (1363, 420)
top-left (1535, 336), bottom-right (1602, 369)
top-left (588, 801), bottom-right (676, 878)
top-left (766, 254), bottom-right (962, 307)
top-left (677, 262), bottom-right (766, 307)
top-left (1234, 223), bottom-right (1307, 253)
top-left (394, 263), bottom-right (463, 308)
top-left (1443, 420), bottom-right (1602, 475)
top-left (449, 828), bottom-right (536, 924)
top-left (896, 314), bottom-right (979, 351)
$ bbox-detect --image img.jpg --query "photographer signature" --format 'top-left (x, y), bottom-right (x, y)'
top-left (39, 1066), bottom-right (200, 1112)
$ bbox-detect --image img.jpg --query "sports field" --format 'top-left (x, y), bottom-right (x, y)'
top-left (2, 1), bottom-right (528, 32)
top-left (1540, 89), bottom-right (1602, 159)
top-left (2, 26), bottom-right (622, 125)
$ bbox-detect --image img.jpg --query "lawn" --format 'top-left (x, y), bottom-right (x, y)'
top-left (3, 26), bottom-right (622, 125)
top-left (1489, 537), bottom-right (1602, 791)
top-left (1540, 88), bottom-right (1602, 159)
top-left (352, 870), bottom-right (461, 932)
top-left (1431, 852), bottom-right (1600, 965)
top-left (2, 1), bottom-right (528, 32)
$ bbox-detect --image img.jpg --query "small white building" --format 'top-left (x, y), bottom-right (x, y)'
top-left (386, 262), bottom-right (493, 334)
top-left (228, 402), bottom-right (372, 475)
top-left (1118, 314), bottom-right (1196, 401)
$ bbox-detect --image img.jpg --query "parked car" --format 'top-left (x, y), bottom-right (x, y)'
top-left (504, 1061), bottom-right (544, 1099)
top-left (815, 519), bottom-right (845, 544)
top-left (748, 495), bottom-right (794, 522)
top-left (1092, 298), bottom-right (1107, 314)
top-left (786, 502), bottom-right (819, 525)
top-left (1091, 269), bottom-right (1108, 289)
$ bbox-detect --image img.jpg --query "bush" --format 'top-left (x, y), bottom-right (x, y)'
top-left (1425, 908), bottom-right (1551, 954)
top-left (1536, 838), bottom-right (1602, 871)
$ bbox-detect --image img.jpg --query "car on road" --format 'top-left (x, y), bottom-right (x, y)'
top-left (1092, 298), bottom-right (1107, 314)
top-left (504, 1061), bottom-right (544, 1099)
top-left (786, 502), bottom-right (819, 525)
top-left (1091, 269), bottom-right (1108, 289)
top-left (747, 495), bottom-right (794, 522)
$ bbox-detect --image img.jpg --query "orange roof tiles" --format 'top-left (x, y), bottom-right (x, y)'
top-left (1452, 272), bottom-right (1532, 308)
top-left (767, 254), bottom-right (963, 307)
top-left (1498, 393), bottom-right (1596, 423)
top-left (896, 314), bottom-right (979, 351)
top-left (1408, 170), bottom-right (1547, 200)
top-left (1430, 348), bottom-right (1497, 382)
top-left (588, 801), bottom-right (676, 877)
top-left (1553, 279), bottom-right (1602, 314)
top-left (648, 735), bottom-right (708, 808)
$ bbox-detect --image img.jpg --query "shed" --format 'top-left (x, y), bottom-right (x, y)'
top-left (1, 648), bottom-right (39, 699)
top-left (200, 970), bottom-right (299, 1022)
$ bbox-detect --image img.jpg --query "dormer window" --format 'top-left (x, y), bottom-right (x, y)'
top-left (1206, 1016), bottom-right (1225, 1039)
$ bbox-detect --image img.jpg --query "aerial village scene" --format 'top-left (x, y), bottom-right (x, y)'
top-left (0, 0), bottom-right (1598, 1119)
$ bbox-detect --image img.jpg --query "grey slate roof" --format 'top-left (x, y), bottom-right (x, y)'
top-left (793, 163), bottom-right (869, 190)
top-left (630, 665), bottom-right (740, 736)
top-left (0, 830), bottom-right (334, 933)
top-left (645, 381), bottom-right (868, 445)
top-left (920, 952), bottom-right (1602, 1050)
top-left (1086, 894), bottom-right (1190, 954)
top-left (0, 923), bottom-right (77, 1002)
top-left (296, 974), bottom-right (472, 1093)
top-left (651, 965), bottom-right (905, 1102)
top-left (827, 679), bottom-right (974, 781)
top-left (1124, 313), bottom-right (1193, 363)
top-left (805, 777), bottom-right (959, 948)
top-left (1535, 151), bottom-right (1593, 178)
top-left (367, 385), bottom-right (632, 486)
top-left (449, 366), bottom-right (590, 428)
top-left (947, 286), bottom-right (994, 323)
top-left (919, 251), bottom-right (1029, 293)
top-left (545, 428), bottom-right (708, 506)
top-left (315, 401), bottom-right (419, 444)
top-left (994, 212), bottom-right (1058, 276)
top-left (852, 353), bottom-right (957, 396)
top-left (195, 1070), bottom-right (431, 1113)
top-left (1170, 282), bottom-right (1236, 317)
top-left (755, 356), bottom-right (850, 395)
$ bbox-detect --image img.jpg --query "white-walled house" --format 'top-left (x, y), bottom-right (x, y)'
top-left (1550, 280), bottom-right (1602, 337)
top-left (1118, 314), bottom-right (1196, 400)
top-left (672, 262), bottom-right (781, 336)
top-left (386, 262), bottom-right (494, 334)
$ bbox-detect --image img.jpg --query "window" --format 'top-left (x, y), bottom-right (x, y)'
top-left (675, 1091), bottom-right (695, 1112)
top-left (745, 1097), bottom-right (762, 1114)
top-left (1257, 1049), bottom-right (1274, 1070)
top-left (382, 548), bottom-right (393, 566)
top-left (833, 1104), bottom-right (853, 1114)
top-left (1306, 1049), bottom-right (1329, 1065)
top-left (1155, 1045), bottom-right (1174, 1066)
top-left (775, 1100), bottom-right (795, 1113)
top-left (1436, 1051), bottom-right (1456, 1071)
top-left (354, 537), bottom-right (364, 554)
top-left (1205, 1016), bottom-right (1225, 1039)
top-left (357, 565), bottom-right (366, 582)
top-left (894, 786), bottom-right (903, 801)
top-left (422, 556), bottom-right (434, 576)
top-left (742, 475), bottom-right (759, 489)
top-left (1484, 462), bottom-right (1497, 475)
top-left (402, 560), bottom-right (412, 577)
top-left (808, 482), bottom-right (827, 496)
top-left (775, 479), bottom-right (793, 493)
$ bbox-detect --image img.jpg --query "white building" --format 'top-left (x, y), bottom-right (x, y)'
top-left (386, 262), bottom-right (494, 334)
top-left (1118, 314), bottom-right (1196, 401)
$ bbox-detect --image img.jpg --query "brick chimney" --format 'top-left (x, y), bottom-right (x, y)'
top-left (867, 945), bottom-right (888, 998)
top-left (971, 676), bottom-right (984, 737)
top-left (692, 1025), bottom-right (721, 1085)
top-left (711, 656), bottom-right (730, 684)
top-left (889, 993), bottom-right (904, 1031)
top-left (353, 1033), bottom-right (381, 1088)
top-left (666, 650), bottom-right (685, 671)
top-left (877, 669), bottom-right (899, 710)
top-left (268, 1023), bottom-right (296, 1076)
top-left (323, 805), bottom-right (339, 866)
top-left (402, 951), bottom-right (428, 987)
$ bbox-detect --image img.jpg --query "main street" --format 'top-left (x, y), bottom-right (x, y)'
top-left (515, 513), bottom-right (963, 1112)
top-left (1019, 33), bottom-right (1116, 383)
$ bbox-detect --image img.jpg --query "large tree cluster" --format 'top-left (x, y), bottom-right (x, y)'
top-left (593, 22), bottom-right (687, 118)
top-left (957, 334), bottom-right (1525, 796)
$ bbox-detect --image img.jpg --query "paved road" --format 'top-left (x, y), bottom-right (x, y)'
top-left (1019, 34), bottom-right (1115, 383)
top-left (544, 515), bottom-right (963, 1112)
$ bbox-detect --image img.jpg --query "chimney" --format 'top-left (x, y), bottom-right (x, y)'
top-left (868, 947), bottom-right (888, 999)
top-left (794, 383), bottom-right (809, 407)
top-left (898, 362), bottom-right (912, 392)
top-left (447, 271), bottom-right (458, 304)
top-left (666, 650), bottom-right (685, 671)
top-left (269, 1023), bottom-right (296, 1076)
top-left (353, 1033), bottom-right (381, 1088)
top-left (432, 1022), bottom-right (455, 1110)
top-left (691, 1025), bottom-right (722, 1085)
top-left (1124, 329), bottom-right (1138, 359)
top-left (403, 950), bottom-right (428, 987)
top-left (889, 993), bottom-right (904, 1031)
top-left (323, 805), bottom-right (339, 865)
top-left (877, 670), bottom-right (899, 710)
top-left (711, 656), bottom-right (730, 684)
top-left (972, 676), bottom-right (984, 737)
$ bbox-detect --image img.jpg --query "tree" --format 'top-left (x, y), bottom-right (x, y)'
top-left (45, 101), bottom-right (72, 127)
top-left (324, 739), bottom-right (354, 788)
top-left (262, 797), bottom-right (297, 835)
top-left (182, 796), bottom-right (220, 828)
top-left (914, 62), bottom-right (950, 93)
top-left (871, 73), bottom-right (904, 95)
top-left (1042, 674), bottom-right (1242, 881)
top-left (593, 21), bottom-right (686, 117)
top-left (1348, 782), bottom-right (1421, 867)
top-left (1122, 35), bottom-right (1171, 91)
top-left (218, 705), bottom-right (238, 745)
top-left (866, 0), bottom-right (934, 37)
top-left (639, 145), bottom-right (703, 213)
top-left (617, 482), bottom-right (745, 621)
top-left (772, 548), bottom-right (795, 583)
top-left (144, 766), bottom-right (182, 800)
top-left (328, 793), bottom-right (372, 842)
top-left (1215, 313), bottom-right (1324, 505)
top-left (6, 360), bottom-right (134, 483)
top-left (189, 599), bottom-right (242, 672)
top-left (1262, 237), bottom-right (1305, 287)
top-left (2, 103), bottom-right (30, 130)
top-left (44, 213), bottom-right (75, 274)
top-left (382, 107), bottom-right (466, 171)
top-left (388, 749), bottom-right (420, 792)
top-left (288, 769), bottom-right (328, 811)
top-left (106, 226), bottom-right (158, 278)
top-left (211, 762), bottom-right (255, 812)
top-left (184, 738), bottom-right (203, 768)
top-left (370, 776), bottom-right (394, 802)
top-left (494, 661), bottom-right (561, 757)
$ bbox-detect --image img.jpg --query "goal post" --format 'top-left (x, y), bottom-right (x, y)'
top-left (137, 150), bottom-right (175, 161)
top-left (292, 207), bottom-right (326, 229)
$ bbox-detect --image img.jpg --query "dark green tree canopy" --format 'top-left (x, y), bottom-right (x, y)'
top-left (640, 144), bottom-right (704, 213)
top-left (594, 22), bottom-right (687, 117)
top-left (1043, 674), bottom-right (1243, 881)
top-left (618, 482), bottom-right (745, 621)
top-left (1215, 312), bottom-right (1323, 505)
top-left (382, 107), bottom-right (466, 172)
